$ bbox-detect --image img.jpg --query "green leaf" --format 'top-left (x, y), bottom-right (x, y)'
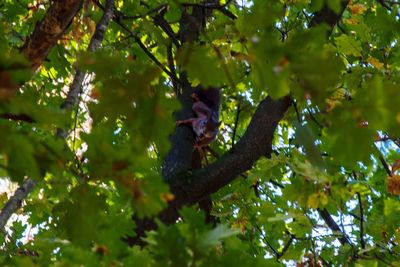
top-left (327, 0), bottom-right (342, 14)
top-left (6, 134), bottom-right (40, 182)
top-left (177, 43), bottom-right (226, 87)
top-left (201, 224), bottom-right (240, 248)
top-left (335, 34), bottom-right (362, 57)
top-left (54, 184), bottom-right (107, 247)
top-left (295, 124), bottom-right (325, 169)
top-left (355, 260), bottom-right (378, 267)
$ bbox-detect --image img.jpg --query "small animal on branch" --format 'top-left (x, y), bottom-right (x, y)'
top-left (176, 87), bottom-right (221, 149)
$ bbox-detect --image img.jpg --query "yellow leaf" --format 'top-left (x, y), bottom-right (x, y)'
top-left (232, 216), bottom-right (249, 232)
top-left (160, 192), bottom-right (175, 202)
top-left (319, 192), bottom-right (328, 206)
top-left (0, 192), bottom-right (8, 206)
top-left (367, 56), bottom-right (384, 70)
top-left (349, 4), bottom-right (367, 15)
top-left (344, 18), bottom-right (360, 25)
top-left (307, 193), bottom-right (320, 209)
top-left (307, 192), bottom-right (328, 209)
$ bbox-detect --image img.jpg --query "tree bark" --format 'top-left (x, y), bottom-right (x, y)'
top-left (20, 0), bottom-right (84, 71)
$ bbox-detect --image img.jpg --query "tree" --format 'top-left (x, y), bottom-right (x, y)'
top-left (0, 0), bottom-right (399, 265)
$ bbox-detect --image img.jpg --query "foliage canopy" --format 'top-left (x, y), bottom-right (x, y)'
top-left (1, 0), bottom-right (400, 266)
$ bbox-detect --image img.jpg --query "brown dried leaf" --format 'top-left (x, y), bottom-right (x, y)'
top-left (387, 175), bottom-right (400, 195)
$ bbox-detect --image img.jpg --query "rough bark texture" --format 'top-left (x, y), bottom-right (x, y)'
top-left (0, 178), bottom-right (36, 234)
top-left (20, 0), bottom-right (84, 71)
top-left (162, 79), bottom-right (198, 182)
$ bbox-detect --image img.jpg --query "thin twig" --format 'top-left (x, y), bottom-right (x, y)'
top-left (92, 0), bottom-right (182, 87)
top-left (121, 3), bottom-right (167, 20)
top-left (292, 99), bottom-right (302, 123)
top-left (377, 0), bottom-right (393, 10)
top-left (306, 107), bottom-right (323, 128)
top-left (374, 144), bottom-right (392, 176)
top-left (317, 208), bottom-right (352, 246)
top-left (255, 225), bottom-right (279, 258)
top-left (277, 234), bottom-right (295, 259)
top-left (212, 43), bottom-right (237, 89)
top-left (181, 1), bottom-right (237, 20)
top-left (357, 192), bottom-right (365, 249)
top-left (268, 179), bottom-right (284, 189)
top-left (374, 254), bottom-right (396, 267)
top-left (119, 21), bottom-right (182, 86)
top-left (0, 113), bottom-right (35, 123)
top-left (302, 9), bottom-right (311, 25)
top-left (167, 43), bottom-right (179, 94)
top-left (153, 7), bottom-right (180, 47)
top-left (337, 23), bottom-right (347, 34)
top-left (231, 103), bottom-right (241, 148)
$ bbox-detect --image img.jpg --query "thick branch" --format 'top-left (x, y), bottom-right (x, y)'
top-left (60, 0), bottom-right (115, 111)
top-left (0, 178), bottom-right (36, 234)
top-left (170, 96), bottom-right (291, 205)
top-left (0, 113), bottom-right (35, 123)
top-left (20, 0), bottom-right (84, 71)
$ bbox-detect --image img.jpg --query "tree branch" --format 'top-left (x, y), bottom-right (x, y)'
top-left (170, 96), bottom-right (291, 205)
top-left (357, 192), bottom-right (365, 249)
top-left (278, 234), bottom-right (295, 259)
top-left (231, 103), bottom-right (241, 148)
top-left (309, 0), bottom-right (349, 29)
top-left (20, 0), bottom-right (84, 71)
top-left (153, 6), bottom-right (181, 48)
top-left (0, 113), bottom-right (35, 123)
top-left (256, 224), bottom-right (279, 258)
top-left (167, 44), bottom-right (178, 93)
top-left (91, 0), bottom-right (182, 87)
top-left (0, 0), bottom-right (114, 235)
top-left (317, 208), bottom-right (352, 246)
top-left (181, 1), bottom-right (237, 20)
top-left (60, 0), bottom-right (115, 112)
top-left (375, 144), bottom-right (392, 176)
top-left (377, 0), bottom-right (393, 11)
top-left (0, 178), bottom-right (37, 234)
